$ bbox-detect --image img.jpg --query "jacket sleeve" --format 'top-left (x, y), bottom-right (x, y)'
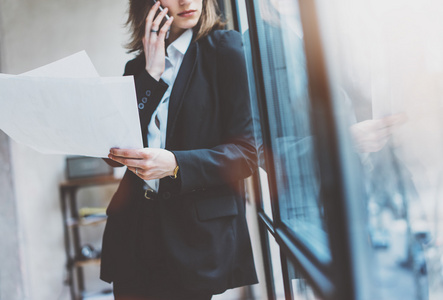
top-left (172, 31), bottom-right (258, 193)
top-left (124, 56), bottom-right (169, 108)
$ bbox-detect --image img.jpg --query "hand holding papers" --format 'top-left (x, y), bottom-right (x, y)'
top-left (0, 52), bottom-right (143, 158)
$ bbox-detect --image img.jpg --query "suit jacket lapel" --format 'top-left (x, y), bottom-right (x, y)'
top-left (166, 41), bottom-right (199, 147)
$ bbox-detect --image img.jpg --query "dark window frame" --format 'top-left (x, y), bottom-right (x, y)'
top-left (228, 0), bottom-right (358, 299)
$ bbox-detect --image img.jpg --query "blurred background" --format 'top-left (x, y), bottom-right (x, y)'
top-left (3, 0), bottom-right (443, 300)
top-left (0, 1), bottom-right (131, 299)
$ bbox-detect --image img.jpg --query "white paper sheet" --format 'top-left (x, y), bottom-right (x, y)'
top-left (22, 51), bottom-right (100, 78)
top-left (0, 52), bottom-right (143, 157)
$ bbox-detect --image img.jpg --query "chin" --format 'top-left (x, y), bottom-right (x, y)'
top-left (179, 21), bottom-right (199, 30)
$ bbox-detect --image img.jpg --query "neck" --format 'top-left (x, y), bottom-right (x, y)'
top-left (166, 27), bottom-right (187, 47)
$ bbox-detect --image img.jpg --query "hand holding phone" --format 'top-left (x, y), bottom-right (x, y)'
top-left (153, 0), bottom-right (170, 39)
top-left (143, 0), bottom-right (174, 81)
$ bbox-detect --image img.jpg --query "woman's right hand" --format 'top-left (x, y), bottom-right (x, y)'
top-left (143, 1), bottom-right (174, 81)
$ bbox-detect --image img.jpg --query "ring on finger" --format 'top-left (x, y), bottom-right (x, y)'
top-left (135, 168), bottom-right (138, 175)
top-left (150, 29), bottom-right (158, 33)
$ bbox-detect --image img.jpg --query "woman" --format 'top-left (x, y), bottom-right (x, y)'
top-left (100, 0), bottom-right (258, 299)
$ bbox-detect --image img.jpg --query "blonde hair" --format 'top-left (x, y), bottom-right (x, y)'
top-left (125, 0), bottom-right (225, 53)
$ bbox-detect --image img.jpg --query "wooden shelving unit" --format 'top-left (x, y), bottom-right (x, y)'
top-left (60, 175), bottom-right (120, 300)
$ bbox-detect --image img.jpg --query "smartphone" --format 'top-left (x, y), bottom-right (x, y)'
top-left (153, 0), bottom-right (170, 39)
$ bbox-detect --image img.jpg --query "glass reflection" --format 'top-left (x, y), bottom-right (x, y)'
top-left (317, 0), bottom-right (443, 298)
top-left (255, 0), bottom-right (329, 261)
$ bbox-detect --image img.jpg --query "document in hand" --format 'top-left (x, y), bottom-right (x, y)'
top-left (0, 51), bottom-right (143, 158)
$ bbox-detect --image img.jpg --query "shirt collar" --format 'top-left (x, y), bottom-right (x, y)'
top-left (167, 29), bottom-right (193, 57)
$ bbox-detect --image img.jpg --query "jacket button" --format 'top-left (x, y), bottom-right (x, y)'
top-left (142, 97), bottom-right (148, 103)
top-left (146, 90), bottom-right (151, 97)
top-left (138, 103), bottom-right (144, 109)
top-left (162, 192), bottom-right (171, 200)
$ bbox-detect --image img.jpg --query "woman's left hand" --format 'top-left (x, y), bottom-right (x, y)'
top-left (108, 148), bottom-right (177, 180)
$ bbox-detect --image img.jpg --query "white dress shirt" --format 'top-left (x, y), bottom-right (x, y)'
top-left (145, 29), bottom-right (193, 191)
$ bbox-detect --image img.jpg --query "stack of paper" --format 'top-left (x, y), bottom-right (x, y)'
top-left (0, 51), bottom-right (143, 157)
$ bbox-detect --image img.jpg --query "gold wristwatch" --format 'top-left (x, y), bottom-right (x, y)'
top-left (170, 165), bottom-right (179, 179)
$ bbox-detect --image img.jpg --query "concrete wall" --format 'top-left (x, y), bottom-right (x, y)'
top-left (0, 132), bottom-right (25, 300)
top-left (0, 2), bottom-right (26, 299)
top-left (0, 0), bottom-right (132, 299)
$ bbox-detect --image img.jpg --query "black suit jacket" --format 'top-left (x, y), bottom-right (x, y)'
top-left (100, 30), bottom-right (258, 293)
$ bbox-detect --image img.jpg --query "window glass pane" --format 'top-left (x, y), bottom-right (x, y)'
top-left (253, 0), bottom-right (330, 261)
top-left (317, 0), bottom-right (443, 298)
top-left (291, 279), bottom-right (321, 300)
top-left (237, 0), bottom-right (271, 219)
top-left (259, 168), bottom-right (274, 219)
top-left (286, 258), bottom-right (323, 300)
top-left (268, 231), bottom-right (286, 300)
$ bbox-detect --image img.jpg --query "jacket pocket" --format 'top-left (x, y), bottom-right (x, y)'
top-left (194, 194), bottom-right (238, 221)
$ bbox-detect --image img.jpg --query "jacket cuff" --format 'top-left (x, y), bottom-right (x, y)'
top-left (169, 150), bottom-right (202, 194)
top-left (134, 69), bottom-right (169, 103)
